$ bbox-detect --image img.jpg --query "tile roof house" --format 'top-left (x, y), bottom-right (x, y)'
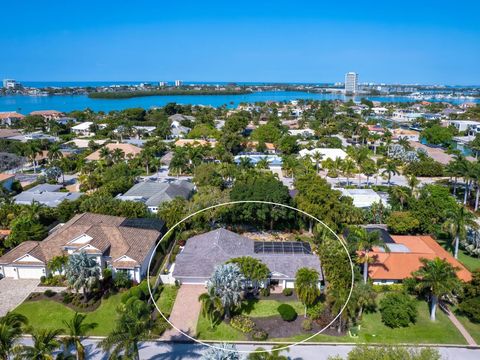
top-left (364, 233), bottom-right (472, 284)
top-left (85, 143), bottom-right (142, 161)
top-left (172, 228), bottom-right (323, 289)
top-left (29, 110), bottom-right (63, 120)
top-left (116, 180), bottom-right (194, 213)
top-left (0, 111), bottom-right (25, 126)
top-left (0, 213), bottom-right (165, 282)
top-left (14, 184), bottom-right (83, 207)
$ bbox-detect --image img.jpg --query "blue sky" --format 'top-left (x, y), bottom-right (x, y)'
top-left (1, 0), bottom-right (479, 84)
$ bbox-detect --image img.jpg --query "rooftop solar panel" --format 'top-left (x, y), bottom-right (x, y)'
top-left (253, 241), bottom-right (312, 255)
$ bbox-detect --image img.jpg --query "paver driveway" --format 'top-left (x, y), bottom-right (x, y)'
top-left (0, 278), bottom-right (39, 316)
top-left (161, 284), bottom-right (205, 341)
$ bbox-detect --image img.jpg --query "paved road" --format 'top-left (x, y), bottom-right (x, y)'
top-left (0, 278), bottom-right (39, 316)
top-left (17, 339), bottom-right (480, 360)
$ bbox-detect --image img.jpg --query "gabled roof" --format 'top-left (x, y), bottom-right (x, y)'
top-left (117, 180), bottom-right (194, 207)
top-left (173, 228), bottom-right (323, 280)
top-left (86, 143), bottom-right (142, 161)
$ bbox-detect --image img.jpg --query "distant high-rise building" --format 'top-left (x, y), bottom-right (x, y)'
top-left (159, 81), bottom-right (168, 87)
top-left (174, 80), bottom-right (182, 87)
top-left (344, 72), bottom-right (358, 94)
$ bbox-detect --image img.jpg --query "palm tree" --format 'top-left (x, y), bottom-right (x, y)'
top-left (348, 227), bottom-right (390, 283)
top-left (247, 346), bottom-right (289, 360)
top-left (446, 155), bottom-right (468, 197)
top-left (47, 144), bottom-right (63, 163)
top-left (20, 328), bottom-right (63, 360)
top-left (406, 174), bottom-right (420, 196)
top-left (294, 267), bottom-right (321, 317)
top-left (443, 204), bottom-right (478, 259)
top-left (256, 157), bottom-right (269, 170)
top-left (98, 147), bottom-right (111, 162)
top-left (381, 160), bottom-right (399, 186)
top-left (413, 257), bottom-right (461, 321)
top-left (139, 148), bottom-right (155, 175)
top-left (207, 264), bottom-right (244, 319)
top-left (397, 136), bottom-right (412, 150)
top-left (0, 312), bottom-right (28, 360)
top-left (390, 186), bottom-right (410, 210)
top-left (198, 288), bottom-right (224, 329)
top-left (110, 148), bottom-right (125, 164)
top-left (26, 143), bottom-right (41, 174)
top-left (201, 343), bottom-right (240, 360)
top-left (341, 158), bottom-right (357, 186)
top-left (348, 146), bottom-right (369, 186)
top-left (238, 157), bottom-right (253, 171)
top-left (360, 159), bottom-right (377, 187)
top-left (64, 252), bottom-right (100, 298)
top-left (62, 313), bottom-right (97, 360)
top-left (311, 151), bottom-right (324, 174)
top-left (100, 298), bottom-right (153, 360)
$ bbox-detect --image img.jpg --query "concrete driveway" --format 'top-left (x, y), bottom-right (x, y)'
top-left (0, 278), bottom-right (39, 316)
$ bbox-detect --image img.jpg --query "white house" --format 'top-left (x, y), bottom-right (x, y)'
top-left (299, 148), bottom-right (348, 161)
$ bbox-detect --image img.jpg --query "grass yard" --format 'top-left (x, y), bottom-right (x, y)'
top-left (356, 299), bottom-right (466, 344)
top-left (437, 238), bottom-right (480, 272)
top-left (13, 293), bottom-right (123, 336)
top-left (453, 310), bottom-right (480, 344)
top-left (196, 312), bottom-right (246, 341)
top-left (156, 285), bottom-right (179, 317)
top-left (239, 299), bottom-right (305, 317)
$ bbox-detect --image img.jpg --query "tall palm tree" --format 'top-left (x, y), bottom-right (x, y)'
top-left (348, 227), bottom-right (390, 283)
top-left (26, 143), bottom-right (41, 174)
top-left (238, 157), bottom-right (253, 171)
top-left (341, 158), bottom-right (357, 186)
top-left (406, 174), bottom-right (420, 196)
top-left (294, 267), bottom-right (321, 317)
top-left (311, 151), bottom-right (324, 174)
top-left (64, 252), bottom-right (100, 297)
top-left (198, 288), bottom-right (224, 329)
top-left (139, 148), bottom-right (155, 175)
top-left (390, 186), bottom-right (410, 210)
top-left (207, 264), bottom-right (244, 319)
top-left (47, 144), bottom-right (63, 164)
top-left (0, 312), bottom-right (28, 360)
top-left (348, 146), bottom-right (369, 186)
top-left (62, 313), bottom-right (97, 360)
top-left (471, 161), bottom-right (480, 211)
top-left (360, 158), bottom-right (377, 187)
top-left (98, 147), bottom-right (111, 162)
top-left (443, 204), bottom-right (478, 259)
top-left (256, 157), bottom-right (269, 170)
top-left (381, 160), bottom-right (399, 186)
top-left (413, 257), bottom-right (461, 321)
top-left (20, 328), bottom-right (63, 360)
top-left (100, 298), bottom-right (153, 360)
top-left (110, 148), bottom-right (125, 164)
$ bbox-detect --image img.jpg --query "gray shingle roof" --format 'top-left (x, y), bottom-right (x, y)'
top-left (14, 185), bottom-right (83, 207)
top-left (173, 229), bottom-right (323, 281)
top-left (117, 180), bottom-right (194, 207)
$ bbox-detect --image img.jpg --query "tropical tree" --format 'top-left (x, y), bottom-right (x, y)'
top-left (360, 158), bottom-right (377, 187)
top-left (256, 157), bottom-right (269, 170)
top-left (381, 160), bottom-right (400, 186)
top-left (227, 257), bottom-right (270, 293)
top-left (389, 186), bottom-right (410, 210)
top-left (100, 297), bottom-right (154, 360)
top-left (247, 346), bottom-right (289, 360)
top-left (0, 312), bottom-right (28, 360)
top-left (406, 174), bottom-right (420, 196)
top-left (198, 288), bottom-right (224, 329)
top-left (294, 267), bottom-right (321, 317)
top-left (207, 264), bottom-right (245, 319)
top-left (443, 204), bottom-right (478, 259)
top-left (110, 148), bottom-right (125, 164)
top-left (47, 144), bottom-right (63, 163)
top-left (64, 252), bottom-right (100, 297)
top-left (62, 313), bottom-right (97, 360)
top-left (200, 343), bottom-right (240, 360)
top-left (413, 257), bottom-right (461, 321)
top-left (20, 328), bottom-right (62, 360)
top-left (348, 227), bottom-right (390, 283)
top-left (341, 158), bottom-right (357, 186)
top-left (311, 151), bottom-right (324, 174)
top-left (26, 143), bottom-right (41, 174)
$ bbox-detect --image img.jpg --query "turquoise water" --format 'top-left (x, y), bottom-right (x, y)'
top-left (1, 91), bottom-right (478, 113)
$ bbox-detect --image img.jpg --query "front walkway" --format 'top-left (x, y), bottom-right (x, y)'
top-left (161, 284), bottom-right (205, 341)
top-left (0, 278), bottom-right (39, 316)
top-left (444, 307), bottom-right (477, 346)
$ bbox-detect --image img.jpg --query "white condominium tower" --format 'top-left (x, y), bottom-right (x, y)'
top-left (174, 80), bottom-right (183, 87)
top-left (345, 72), bottom-right (358, 94)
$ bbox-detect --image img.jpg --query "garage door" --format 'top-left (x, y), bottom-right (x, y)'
top-left (17, 266), bottom-right (44, 279)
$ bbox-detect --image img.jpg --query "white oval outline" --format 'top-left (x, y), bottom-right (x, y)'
top-left (147, 200), bottom-right (355, 354)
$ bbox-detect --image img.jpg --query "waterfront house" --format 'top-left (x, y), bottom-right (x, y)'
top-left (30, 110), bottom-right (63, 121)
top-left (0, 111), bottom-right (25, 126)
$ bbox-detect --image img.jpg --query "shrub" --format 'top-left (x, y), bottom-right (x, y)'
top-left (114, 271), bottom-right (132, 289)
top-left (62, 292), bottom-right (73, 304)
top-left (282, 288), bottom-right (293, 296)
top-left (380, 292), bottom-right (417, 328)
top-left (306, 302), bottom-right (324, 320)
top-left (260, 287), bottom-right (270, 297)
top-left (44, 290), bottom-right (56, 297)
top-left (40, 276), bottom-right (46, 284)
top-left (251, 329), bottom-right (268, 341)
top-left (230, 315), bottom-right (255, 333)
top-left (302, 318), bottom-right (313, 331)
top-left (277, 304), bottom-right (297, 322)
top-left (458, 297), bottom-right (480, 323)
top-left (386, 211), bottom-right (420, 235)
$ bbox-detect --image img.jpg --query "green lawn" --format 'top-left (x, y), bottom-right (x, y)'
top-left (437, 239), bottom-right (480, 272)
top-left (13, 293), bottom-right (123, 336)
top-left (156, 285), bottom-right (179, 318)
top-left (239, 299), bottom-right (305, 317)
top-left (196, 312), bottom-right (246, 341)
top-left (453, 310), bottom-right (480, 344)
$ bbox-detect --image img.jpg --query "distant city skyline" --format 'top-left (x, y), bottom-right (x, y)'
top-left (1, 1), bottom-right (479, 85)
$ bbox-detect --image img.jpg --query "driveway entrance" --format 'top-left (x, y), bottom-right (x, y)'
top-left (0, 278), bottom-right (39, 316)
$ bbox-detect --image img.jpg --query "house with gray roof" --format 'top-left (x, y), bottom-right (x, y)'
top-left (14, 184), bottom-right (83, 207)
top-left (116, 180), bottom-right (194, 213)
top-left (0, 213), bottom-right (165, 282)
top-left (172, 228), bottom-right (323, 289)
